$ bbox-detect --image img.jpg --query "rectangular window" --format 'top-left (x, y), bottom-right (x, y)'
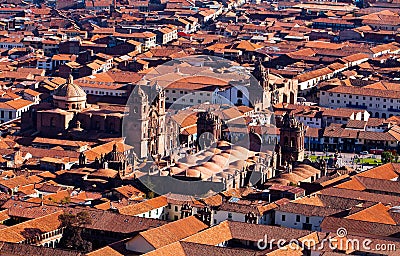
top-left (306, 217), bottom-right (310, 223)
top-left (8, 111), bottom-right (12, 119)
top-left (281, 215), bottom-right (286, 221)
top-left (296, 215), bottom-right (300, 222)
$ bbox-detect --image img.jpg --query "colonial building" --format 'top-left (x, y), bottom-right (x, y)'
top-left (278, 112), bottom-right (306, 165)
top-left (252, 60), bottom-right (298, 107)
top-left (21, 76), bottom-right (126, 138)
top-left (124, 83), bottom-right (179, 159)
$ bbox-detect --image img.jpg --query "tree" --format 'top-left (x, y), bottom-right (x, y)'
top-left (382, 151), bottom-right (394, 164)
top-left (58, 211), bottom-right (92, 252)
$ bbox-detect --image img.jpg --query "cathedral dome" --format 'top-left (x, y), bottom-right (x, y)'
top-left (53, 75), bottom-right (87, 110)
top-left (54, 76), bottom-right (86, 100)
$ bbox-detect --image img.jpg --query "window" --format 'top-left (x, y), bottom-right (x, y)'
top-left (1, 110), bottom-right (3, 118)
top-left (8, 111), bottom-right (12, 119)
top-left (228, 213), bottom-right (232, 219)
top-left (237, 90), bottom-right (243, 98)
top-left (296, 215), bottom-right (300, 222)
top-left (281, 215), bottom-right (286, 221)
top-left (174, 206), bottom-right (178, 212)
top-left (306, 217), bottom-right (310, 223)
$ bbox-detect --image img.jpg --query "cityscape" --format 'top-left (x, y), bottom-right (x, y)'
top-left (0, 0), bottom-right (399, 255)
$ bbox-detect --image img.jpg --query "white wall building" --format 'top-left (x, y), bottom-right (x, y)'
top-left (320, 85), bottom-right (400, 119)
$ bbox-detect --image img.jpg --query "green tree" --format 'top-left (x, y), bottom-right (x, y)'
top-left (58, 211), bottom-right (92, 252)
top-left (382, 151), bottom-right (394, 164)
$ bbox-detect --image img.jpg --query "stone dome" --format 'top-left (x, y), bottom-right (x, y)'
top-left (54, 76), bottom-right (86, 99)
top-left (53, 75), bottom-right (87, 110)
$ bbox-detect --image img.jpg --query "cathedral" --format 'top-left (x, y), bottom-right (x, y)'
top-left (21, 76), bottom-right (126, 138)
top-left (252, 60), bottom-right (298, 106)
top-left (123, 82), bottom-right (179, 160)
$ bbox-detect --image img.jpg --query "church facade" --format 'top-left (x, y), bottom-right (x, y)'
top-left (123, 83), bottom-right (179, 160)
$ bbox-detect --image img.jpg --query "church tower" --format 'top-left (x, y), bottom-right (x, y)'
top-left (279, 112), bottom-right (305, 165)
top-left (127, 82), bottom-right (167, 159)
top-left (129, 85), bottom-right (150, 159)
top-left (252, 60), bottom-right (271, 110)
top-left (196, 110), bottom-right (222, 150)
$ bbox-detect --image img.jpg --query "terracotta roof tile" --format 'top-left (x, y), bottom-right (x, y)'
top-left (139, 216), bottom-right (208, 249)
top-left (345, 203), bottom-right (396, 225)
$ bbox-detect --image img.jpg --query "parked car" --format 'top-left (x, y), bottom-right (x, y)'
top-left (360, 151), bottom-right (369, 155)
top-left (369, 149), bottom-right (384, 155)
